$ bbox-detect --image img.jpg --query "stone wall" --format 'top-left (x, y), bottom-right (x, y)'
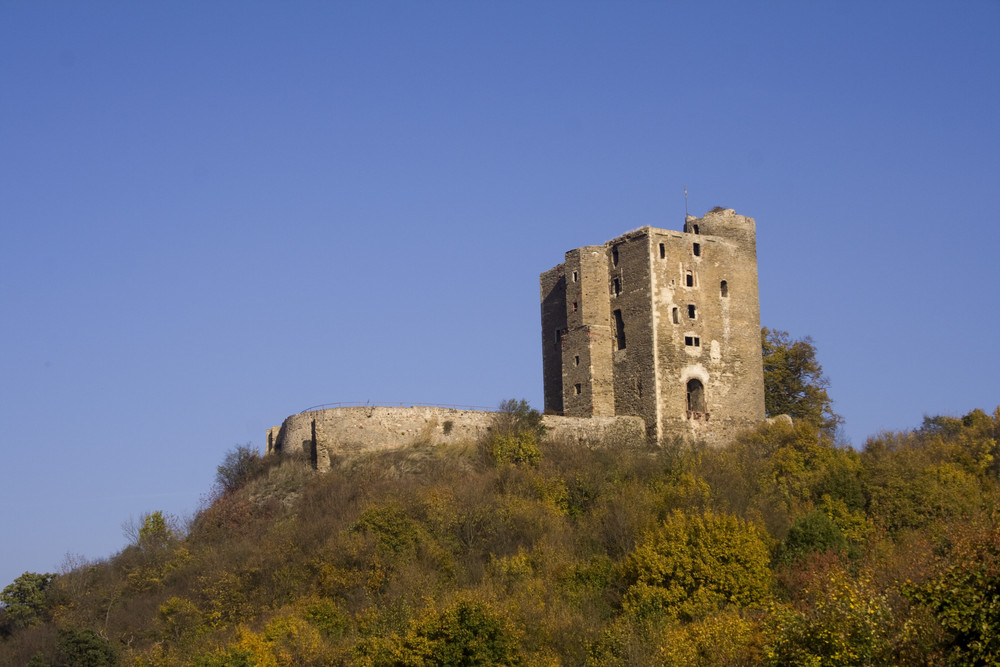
top-left (268, 406), bottom-right (646, 472)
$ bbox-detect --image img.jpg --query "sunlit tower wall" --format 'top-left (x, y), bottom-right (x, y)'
top-left (540, 207), bottom-right (765, 444)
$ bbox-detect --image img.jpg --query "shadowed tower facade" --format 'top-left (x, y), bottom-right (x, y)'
top-left (540, 207), bottom-right (765, 444)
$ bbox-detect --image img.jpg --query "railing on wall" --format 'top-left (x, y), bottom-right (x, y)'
top-left (299, 401), bottom-right (495, 414)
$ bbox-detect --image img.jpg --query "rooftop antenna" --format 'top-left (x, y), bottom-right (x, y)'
top-left (684, 185), bottom-right (689, 217)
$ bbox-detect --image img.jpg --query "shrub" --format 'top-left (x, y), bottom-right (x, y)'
top-left (623, 511), bottom-right (772, 621)
top-left (216, 444), bottom-right (266, 496)
top-left (657, 609), bottom-right (762, 665)
top-left (776, 510), bottom-right (847, 565)
top-left (56, 627), bottom-right (118, 667)
top-left (486, 433), bottom-right (541, 467)
top-left (492, 399), bottom-right (545, 440)
top-left (764, 567), bottom-right (893, 666)
top-left (906, 518), bottom-right (1000, 665)
top-left (391, 599), bottom-right (522, 666)
top-left (483, 399), bottom-right (545, 467)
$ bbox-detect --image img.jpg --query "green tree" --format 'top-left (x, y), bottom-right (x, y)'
top-left (761, 327), bottom-right (842, 433)
top-left (0, 571), bottom-right (56, 629)
top-left (491, 399), bottom-right (545, 440)
top-left (776, 510), bottom-right (848, 565)
top-left (55, 628), bottom-right (118, 667)
top-left (403, 599), bottom-right (522, 666)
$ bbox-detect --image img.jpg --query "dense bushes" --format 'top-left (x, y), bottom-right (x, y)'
top-left (1, 406), bottom-right (998, 665)
top-left (623, 511), bottom-right (772, 621)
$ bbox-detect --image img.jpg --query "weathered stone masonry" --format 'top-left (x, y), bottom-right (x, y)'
top-left (540, 208), bottom-right (765, 444)
top-left (268, 207), bottom-right (765, 467)
top-left (267, 406), bottom-right (645, 471)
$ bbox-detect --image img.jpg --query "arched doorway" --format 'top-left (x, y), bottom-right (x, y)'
top-left (686, 379), bottom-right (706, 413)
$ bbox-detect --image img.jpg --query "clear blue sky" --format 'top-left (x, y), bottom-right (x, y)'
top-left (2, 1), bottom-right (997, 589)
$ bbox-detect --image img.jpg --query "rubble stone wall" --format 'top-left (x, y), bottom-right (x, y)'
top-left (267, 406), bottom-right (646, 471)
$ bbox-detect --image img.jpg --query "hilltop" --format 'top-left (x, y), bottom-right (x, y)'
top-left (2, 404), bottom-right (999, 665)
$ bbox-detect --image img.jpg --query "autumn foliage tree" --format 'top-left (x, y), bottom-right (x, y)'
top-left (761, 327), bottom-right (843, 433)
top-left (623, 510), bottom-right (772, 621)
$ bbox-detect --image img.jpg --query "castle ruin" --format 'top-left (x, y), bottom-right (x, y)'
top-left (268, 207), bottom-right (765, 466)
top-left (540, 207), bottom-right (765, 444)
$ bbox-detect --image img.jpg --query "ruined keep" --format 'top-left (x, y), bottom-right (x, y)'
top-left (540, 207), bottom-right (765, 444)
top-left (269, 206), bottom-right (765, 468)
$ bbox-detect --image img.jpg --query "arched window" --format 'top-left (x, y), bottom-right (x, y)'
top-left (686, 379), bottom-right (706, 413)
top-left (720, 280), bottom-right (728, 297)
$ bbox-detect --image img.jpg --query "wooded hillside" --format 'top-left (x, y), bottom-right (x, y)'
top-left (2, 406), bottom-right (998, 666)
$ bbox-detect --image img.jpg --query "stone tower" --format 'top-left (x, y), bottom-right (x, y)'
top-left (539, 207), bottom-right (765, 444)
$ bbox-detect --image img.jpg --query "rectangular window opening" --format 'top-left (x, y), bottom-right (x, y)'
top-left (613, 277), bottom-right (621, 296)
top-left (688, 304), bottom-right (696, 319)
top-left (684, 336), bottom-right (701, 347)
top-left (613, 309), bottom-right (626, 350)
top-left (659, 243), bottom-right (666, 259)
top-left (612, 246), bottom-right (619, 267)
top-left (572, 301), bottom-right (578, 312)
top-left (721, 280), bottom-right (729, 297)
top-left (572, 270), bottom-right (578, 282)
top-left (574, 383), bottom-right (582, 395)
top-left (693, 242), bottom-right (701, 256)
top-left (685, 271), bottom-right (694, 287)
top-left (574, 355), bottom-right (580, 367)
top-left (672, 307), bottom-right (679, 324)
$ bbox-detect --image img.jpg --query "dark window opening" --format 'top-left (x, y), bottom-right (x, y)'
top-left (672, 307), bottom-right (679, 324)
top-left (693, 224), bottom-right (700, 234)
top-left (684, 336), bottom-right (700, 347)
top-left (309, 420), bottom-right (319, 468)
top-left (613, 277), bottom-right (621, 296)
top-left (659, 243), bottom-right (666, 259)
top-left (688, 304), bottom-right (696, 319)
top-left (685, 271), bottom-right (694, 287)
top-left (720, 280), bottom-right (728, 297)
top-left (613, 309), bottom-right (626, 350)
top-left (572, 270), bottom-right (578, 282)
top-left (572, 301), bottom-right (578, 312)
top-left (574, 355), bottom-right (580, 367)
top-left (693, 243), bottom-right (701, 256)
top-left (574, 383), bottom-right (582, 395)
top-left (555, 329), bottom-right (564, 347)
top-left (612, 246), bottom-right (619, 267)
top-left (686, 379), bottom-right (706, 412)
